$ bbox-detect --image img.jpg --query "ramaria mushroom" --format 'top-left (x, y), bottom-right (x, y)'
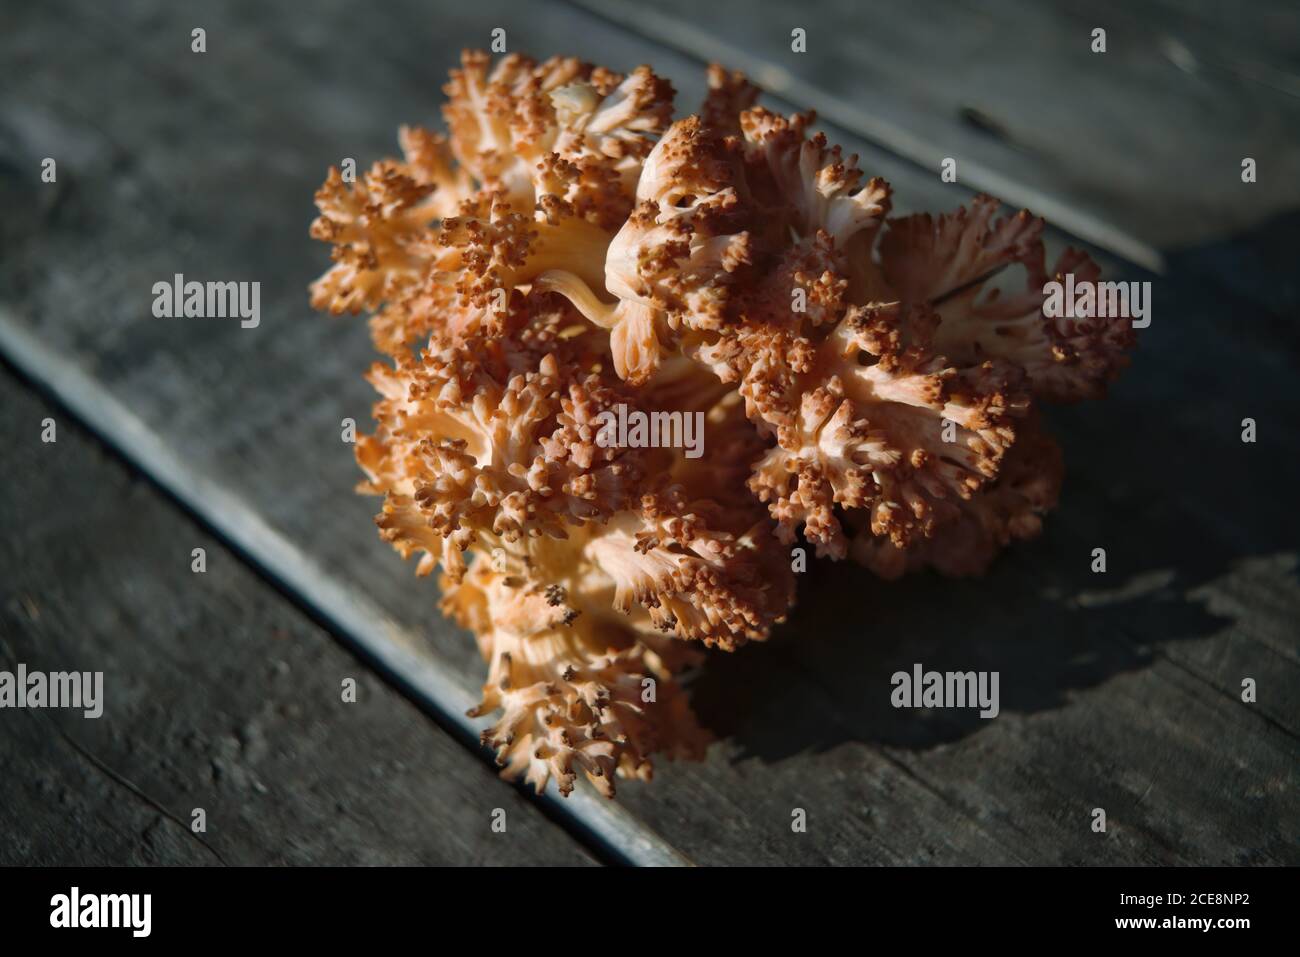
top-left (310, 50), bottom-right (1134, 797)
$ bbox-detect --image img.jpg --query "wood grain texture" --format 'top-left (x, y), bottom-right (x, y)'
top-left (0, 368), bottom-right (596, 866)
top-left (0, 0), bottom-right (697, 866)
top-left (0, 0), bottom-right (1295, 865)
top-left (573, 0), bottom-right (1300, 273)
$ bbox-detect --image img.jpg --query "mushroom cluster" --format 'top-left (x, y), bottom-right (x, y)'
top-left (310, 51), bottom-right (1133, 796)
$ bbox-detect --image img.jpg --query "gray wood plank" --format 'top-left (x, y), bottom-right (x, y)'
top-left (574, 0), bottom-right (1300, 275)
top-left (0, 0), bottom-right (695, 867)
top-left (1, 0), bottom-right (1295, 865)
top-left (0, 369), bottom-right (597, 865)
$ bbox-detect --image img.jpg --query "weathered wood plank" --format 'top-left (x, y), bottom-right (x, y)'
top-left (0, 0), bottom-right (699, 867)
top-left (573, 0), bottom-right (1300, 274)
top-left (1, 0), bottom-right (1295, 865)
top-left (0, 369), bottom-right (597, 865)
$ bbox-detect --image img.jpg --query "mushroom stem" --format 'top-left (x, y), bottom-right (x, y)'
top-left (535, 269), bottom-right (620, 329)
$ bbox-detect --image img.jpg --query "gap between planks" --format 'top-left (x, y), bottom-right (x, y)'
top-left (0, 308), bottom-right (691, 868)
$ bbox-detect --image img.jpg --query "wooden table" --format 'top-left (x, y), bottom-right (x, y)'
top-left (2, 0), bottom-right (1296, 866)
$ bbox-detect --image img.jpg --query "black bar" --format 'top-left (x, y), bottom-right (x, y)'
top-left (2, 866), bottom-right (1284, 943)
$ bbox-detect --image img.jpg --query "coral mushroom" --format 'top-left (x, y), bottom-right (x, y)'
top-left (311, 50), bottom-right (1134, 797)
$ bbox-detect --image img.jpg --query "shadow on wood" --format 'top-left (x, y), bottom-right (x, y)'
top-left (690, 213), bottom-right (1300, 761)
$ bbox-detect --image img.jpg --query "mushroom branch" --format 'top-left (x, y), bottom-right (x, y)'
top-left (310, 50), bottom-right (1134, 797)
